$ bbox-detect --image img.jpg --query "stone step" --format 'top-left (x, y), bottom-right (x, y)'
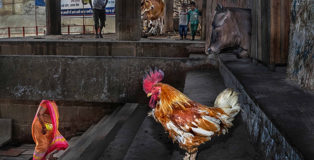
top-left (60, 103), bottom-right (138, 160)
top-left (123, 116), bottom-right (174, 160)
top-left (98, 105), bottom-right (148, 160)
top-left (0, 119), bottom-right (12, 147)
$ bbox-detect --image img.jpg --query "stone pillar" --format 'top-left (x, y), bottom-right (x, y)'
top-left (164, 0), bottom-right (174, 33)
top-left (200, 0), bottom-right (207, 40)
top-left (116, 0), bottom-right (141, 41)
top-left (46, 0), bottom-right (61, 35)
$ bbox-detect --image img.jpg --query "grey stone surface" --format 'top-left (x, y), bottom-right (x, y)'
top-left (0, 40), bottom-right (205, 57)
top-left (0, 56), bottom-right (214, 103)
top-left (99, 105), bottom-right (148, 160)
top-left (123, 116), bottom-right (174, 160)
top-left (60, 103), bottom-right (138, 160)
top-left (0, 119), bottom-right (12, 147)
top-left (219, 53), bottom-right (310, 159)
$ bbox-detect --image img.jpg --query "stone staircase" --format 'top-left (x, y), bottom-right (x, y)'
top-left (59, 69), bottom-right (262, 160)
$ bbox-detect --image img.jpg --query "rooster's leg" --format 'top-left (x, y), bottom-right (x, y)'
top-left (183, 151), bottom-right (197, 160)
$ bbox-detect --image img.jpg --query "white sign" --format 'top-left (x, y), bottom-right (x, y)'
top-left (61, 0), bottom-right (115, 16)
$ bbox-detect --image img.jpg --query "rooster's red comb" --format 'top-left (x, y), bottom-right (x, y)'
top-left (143, 68), bottom-right (164, 94)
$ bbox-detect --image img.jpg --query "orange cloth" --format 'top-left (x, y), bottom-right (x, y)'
top-left (32, 100), bottom-right (68, 160)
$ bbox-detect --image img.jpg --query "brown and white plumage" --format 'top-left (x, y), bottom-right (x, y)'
top-left (143, 69), bottom-right (241, 159)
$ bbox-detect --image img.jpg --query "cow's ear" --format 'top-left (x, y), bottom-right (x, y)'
top-left (216, 3), bottom-right (224, 12)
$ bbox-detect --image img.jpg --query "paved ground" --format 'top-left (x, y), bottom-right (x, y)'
top-left (220, 53), bottom-right (314, 160)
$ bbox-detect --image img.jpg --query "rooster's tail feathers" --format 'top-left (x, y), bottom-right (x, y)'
top-left (214, 88), bottom-right (241, 127)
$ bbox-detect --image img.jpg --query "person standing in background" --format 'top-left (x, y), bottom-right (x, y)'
top-left (187, 2), bottom-right (200, 40)
top-left (88, 0), bottom-right (108, 38)
top-left (179, 4), bottom-right (188, 40)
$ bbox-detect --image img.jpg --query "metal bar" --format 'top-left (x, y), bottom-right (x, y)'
top-left (22, 27), bottom-right (25, 37)
top-left (36, 26), bottom-right (38, 36)
top-left (8, 27), bottom-right (10, 38)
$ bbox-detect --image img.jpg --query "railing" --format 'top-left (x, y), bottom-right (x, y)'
top-left (0, 25), bottom-right (96, 38)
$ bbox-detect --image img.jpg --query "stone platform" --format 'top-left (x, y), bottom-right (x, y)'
top-left (219, 53), bottom-right (314, 160)
top-left (0, 35), bottom-right (205, 57)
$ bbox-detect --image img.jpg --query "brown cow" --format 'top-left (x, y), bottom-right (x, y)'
top-left (141, 0), bottom-right (165, 35)
top-left (207, 4), bottom-right (251, 58)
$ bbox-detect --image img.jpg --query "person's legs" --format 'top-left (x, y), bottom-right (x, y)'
top-left (191, 24), bottom-right (198, 40)
top-left (99, 10), bottom-right (106, 38)
top-left (93, 9), bottom-right (100, 38)
top-left (179, 25), bottom-right (183, 39)
top-left (183, 25), bottom-right (187, 39)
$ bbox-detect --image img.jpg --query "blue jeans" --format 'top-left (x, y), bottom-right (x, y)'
top-left (179, 25), bottom-right (187, 37)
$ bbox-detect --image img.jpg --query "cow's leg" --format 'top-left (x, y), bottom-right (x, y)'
top-left (236, 48), bottom-right (249, 58)
top-left (148, 20), bottom-right (156, 35)
top-left (160, 17), bottom-right (165, 35)
top-left (157, 18), bottom-right (162, 36)
top-left (239, 36), bottom-right (250, 58)
top-left (232, 47), bottom-right (242, 55)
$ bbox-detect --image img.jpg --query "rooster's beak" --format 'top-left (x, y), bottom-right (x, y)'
top-left (147, 93), bottom-right (152, 97)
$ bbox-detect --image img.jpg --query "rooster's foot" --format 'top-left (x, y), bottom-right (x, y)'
top-left (183, 152), bottom-right (197, 160)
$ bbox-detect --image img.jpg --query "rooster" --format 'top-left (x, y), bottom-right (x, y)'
top-left (143, 68), bottom-right (241, 160)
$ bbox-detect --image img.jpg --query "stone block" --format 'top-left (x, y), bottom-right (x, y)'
top-left (57, 43), bottom-right (81, 55)
top-left (111, 44), bottom-right (135, 56)
top-left (81, 45), bottom-right (97, 56)
top-left (0, 119), bottom-right (12, 147)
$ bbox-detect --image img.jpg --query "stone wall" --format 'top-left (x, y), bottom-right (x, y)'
top-left (0, 40), bottom-right (205, 57)
top-left (287, 0), bottom-right (314, 90)
top-left (0, 55), bottom-right (214, 104)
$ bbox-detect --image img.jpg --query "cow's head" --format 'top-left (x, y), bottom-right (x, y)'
top-left (141, 0), bottom-right (154, 16)
top-left (207, 4), bottom-right (240, 54)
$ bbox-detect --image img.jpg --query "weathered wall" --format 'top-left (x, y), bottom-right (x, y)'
top-left (0, 100), bottom-right (117, 143)
top-left (0, 40), bottom-right (204, 57)
top-left (250, 0), bottom-right (291, 66)
top-left (287, 0), bottom-right (314, 90)
top-left (0, 56), bottom-right (215, 104)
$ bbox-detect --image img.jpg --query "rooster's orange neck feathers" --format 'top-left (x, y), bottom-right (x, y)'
top-left (156, 83), bottom-right (192, 115)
